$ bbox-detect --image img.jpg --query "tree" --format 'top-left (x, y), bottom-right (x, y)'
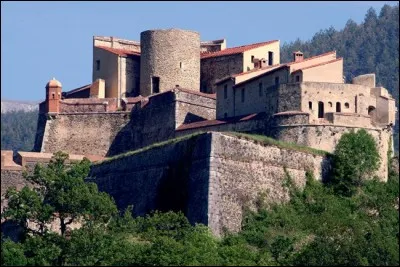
top-left (1, 151), bottom-right (118, 238)
top-left (330, 129), bottom-right (380, 196)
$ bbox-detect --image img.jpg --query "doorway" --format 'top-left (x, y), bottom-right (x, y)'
top-left (318, 101), bottom-right (324, 118)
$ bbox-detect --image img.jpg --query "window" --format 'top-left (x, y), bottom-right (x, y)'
top-left (251, 55), bottom-right (254, 63)
top-left (345, 102), bottom-right (349, 108)
top-left (336, 102), bottom-right (341, 112)
top-left (275, 76), bottom-right (280, 85)
top-left (268, 51), bottom-right (273, 65)
top-left (241, 88), bottom-right (245, 102)
top-left (328, 102), bottom-right (333, 107)
top-left (152, 76), bottom-right (160, 94)
top-left (318, 101), bottom-right (324, 118)
top-left (309, 101), bottom-right (312, 110)
top-left (96, 60), bottom-right (100, 71)
top-left (180, 62), bottom-right (182, 69)
top-left (295, 75), bottom-right (300, 82)
top-left (224, 84), bottom-right (228, 99)
top-left (259, 82), bottom-right (263, 96)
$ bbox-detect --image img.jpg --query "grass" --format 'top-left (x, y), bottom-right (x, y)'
top-left (95, 131), bottom-right (330, 165)
top-left (225, 132), bottom-right (330, 157)
top-left (94, 132), bottom-right (207, 165)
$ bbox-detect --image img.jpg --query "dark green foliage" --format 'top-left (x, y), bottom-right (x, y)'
top-left (1, 151), bottom-right (118, 238)
top-left (1, 110), bottom-right (38, 153)
top-left (1, 238), bottom-right (27, 266)
top-left (330, 129), bottom-right (381, 196)
top-left (1, 148), bottom-right (399, 266)
top-left (281, 4), bottom-right (399, 153)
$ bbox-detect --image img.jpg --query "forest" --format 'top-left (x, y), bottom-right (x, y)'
top-left (1, 129), bottom-right (398, 266)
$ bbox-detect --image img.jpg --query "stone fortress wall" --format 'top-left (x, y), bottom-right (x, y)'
top-left (88, 132), bottom-right (329, 236)
top-left (140, 29), bottom-right (201, 96)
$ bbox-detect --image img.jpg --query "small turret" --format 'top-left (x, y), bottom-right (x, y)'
top-left (45, 77), bottom-right (62, 113)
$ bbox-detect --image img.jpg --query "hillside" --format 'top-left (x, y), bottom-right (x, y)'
top-left (280, 4), bottom-right (399, 152)
top-left (1, 100), bottom-right (40, 114)
top-left (0, 110), bottom-right (38, 153)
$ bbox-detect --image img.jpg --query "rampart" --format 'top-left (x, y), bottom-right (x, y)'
top-left (268, 124), bottom-right (392, 181)
top-left (34, 89), bottom-right (217, 157)
top-left (89, 132), bottom-right (329, 236)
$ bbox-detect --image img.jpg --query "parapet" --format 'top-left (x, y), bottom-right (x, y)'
top-left (352, 73), bottom-right (376, 88)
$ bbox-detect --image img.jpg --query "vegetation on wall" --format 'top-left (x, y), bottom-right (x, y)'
top-left (2, 130), bottom-right (398, 266)
top-left (280, 4), bottom-right (399, 153)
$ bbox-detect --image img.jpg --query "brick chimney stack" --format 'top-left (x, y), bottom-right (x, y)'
top-left (45, 78), bottom-right (62, 114)
top-left (293, 51), bottom-right (304, 62)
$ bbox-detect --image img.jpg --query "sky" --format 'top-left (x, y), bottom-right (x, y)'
top-left (1, 1), bottom-right (398, 102)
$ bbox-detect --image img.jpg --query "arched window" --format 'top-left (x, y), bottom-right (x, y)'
top-left (309, 101), bottom-right (313, 110)
top-left (345, 102), bottom-right (350, 108)
top-left (328, 102), bottom-right (332, 107)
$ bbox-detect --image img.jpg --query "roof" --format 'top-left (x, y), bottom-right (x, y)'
top-left (200, 40), bottom-right (279, 59)
top-left (287, 51), bottom-right (336, 66)
top-left (228, 50), bottom-right (338, 88)
top-left (273, 111), bottom-right (310, 116)
top-left (96, 46), bottom-right (141, 57)
top-left (234, 65), bottom-right (289, 88)
top-left (291, 57), bottom-right (343, 72)
top-left (63, 84), bottom-right (91, 97)
top-left (233, 63), bottom-right (284, 77)
top-left (176, 112), bottom-right (264, 131)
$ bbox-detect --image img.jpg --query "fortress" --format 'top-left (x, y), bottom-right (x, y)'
top-left (1, 28), bottom-right (397, 236)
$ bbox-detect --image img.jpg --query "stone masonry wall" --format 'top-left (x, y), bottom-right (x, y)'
top-left (175, 90), bottom-right (216, 127)
top-left (201, 54), bottom-right (243, 94)
top-left (89, 132), bottom-right (329, 236)
top-left (140, 29), bottom-right (200, 96)
top-left (40, 113), bottom-right (131, 156)
top-left (207, 133), bottom-right (328, 236)
top-left (268, 125), bottom-right (392, 181)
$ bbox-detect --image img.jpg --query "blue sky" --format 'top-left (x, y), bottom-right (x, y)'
top-left (1, 1), bottom-right (398, 101)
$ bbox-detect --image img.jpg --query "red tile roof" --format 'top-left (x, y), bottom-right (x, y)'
top-left (63, 84), bottom-right (91, 97)
top-left (96, 46), bottom-right (141, 57)
top-left (233, 63), bottom-right (284, 77)
top-left (287, 51), bottom-right (336, 66)
top-left (176, 112), bottom-right (264, 131)
top-left (292, 57), bottom-right (343, 72)
top-left (200, 40), bottom-right (279, 59)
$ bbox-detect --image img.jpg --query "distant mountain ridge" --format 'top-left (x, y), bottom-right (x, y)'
top-left (1, 99), bottom-right (41, 113)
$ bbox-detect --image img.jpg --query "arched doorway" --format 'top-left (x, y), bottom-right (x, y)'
top-left (318, 101), bottom-right (324, 118)
top-left (336, 102), bottom-right (341, 112)
top-left (368, 106), bottom-right (377, 123)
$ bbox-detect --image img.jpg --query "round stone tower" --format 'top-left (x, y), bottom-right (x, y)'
top-left (140, 28), bottom-right (200, 96)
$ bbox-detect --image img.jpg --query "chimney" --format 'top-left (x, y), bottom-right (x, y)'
top-left (293, 51), bottom-right (304, 62)
top-left (260, 58), bottom-right (267, 68)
